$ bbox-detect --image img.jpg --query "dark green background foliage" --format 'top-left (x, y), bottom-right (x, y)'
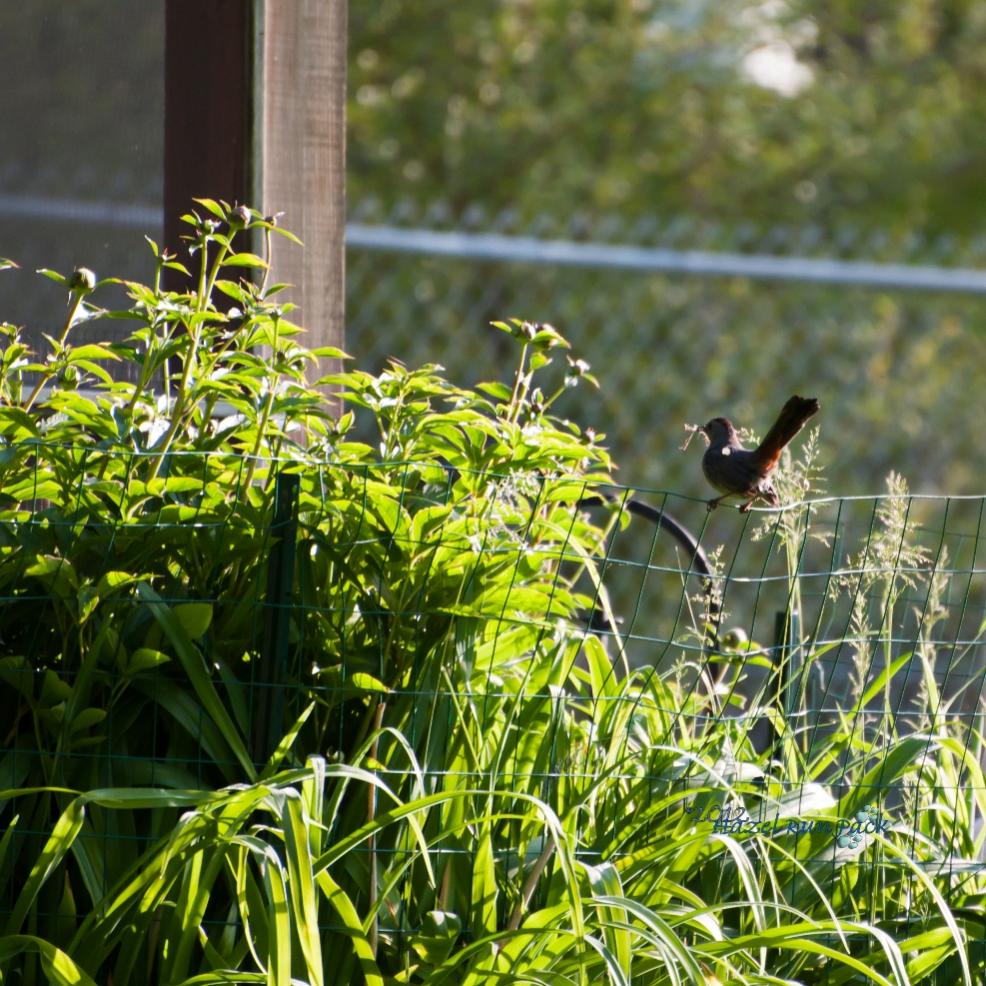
top-left (350, 0), bottom-right (986, 235)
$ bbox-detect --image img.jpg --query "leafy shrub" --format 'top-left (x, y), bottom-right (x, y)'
top-left (0, 204), bottom-right (982, 984)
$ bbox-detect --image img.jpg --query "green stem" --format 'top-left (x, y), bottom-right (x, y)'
top-left (23, 292), bottom-right (85, 412)
top-left (506, 343), bottom-right (529, 426)
top-left (884, 589), bottom-right (894, 736)
top-left (242, 317), bottom-right (281, 490)
top-left (94, 311), bottom-right (178, 486)
top-left (506, 835), bottom-right (555, 932)
top-left (379, 384), bottom-right (406, 461)
top-left (196, 236), bottom-right (209, 304)
top-left (259, 226), bottom-right (273, 298)
top-left (123, 315), bottom-right (173, 423)
top-left (146, 317), bottom-right (203, 481)
top-left (541, 383), bottom-right (567, 411)
top-left (161, 321), bottom-right (172, 395)
top-left (366, 699), bottom-right (386, 959)
top-left (202, 239), bottom-right (232, 309)
top-left (148, 233), bottom-right (232, 480)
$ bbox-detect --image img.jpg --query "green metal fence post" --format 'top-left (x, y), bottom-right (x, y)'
top-left (252, 470), bottom-right (300, 765)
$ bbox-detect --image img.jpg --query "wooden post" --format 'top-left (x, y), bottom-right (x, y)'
top-left (164, 0), bottom-right (347, 386)
top-left (257, 0), bottom-right (347, 395)
top-left (163, 1), bottom-right (252, 272)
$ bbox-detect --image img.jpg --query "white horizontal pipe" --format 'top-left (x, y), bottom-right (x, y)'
top-left (3, 194), bottom-right (986, 294)
top-left (347, 222), bottom-right (986, 294)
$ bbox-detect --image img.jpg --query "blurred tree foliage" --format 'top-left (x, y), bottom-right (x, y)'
top-left (350, 0), bottom-right (986, 237)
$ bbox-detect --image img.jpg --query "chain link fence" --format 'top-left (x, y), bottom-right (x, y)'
top-left (347, 198), bottom-right (986, 507)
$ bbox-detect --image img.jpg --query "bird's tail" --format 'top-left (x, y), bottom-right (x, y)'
top-left (754, 396), bottom-right (819, 470)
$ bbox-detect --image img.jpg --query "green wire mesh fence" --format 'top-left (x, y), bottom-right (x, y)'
top-left (1, 447), bottom-right (985, 978)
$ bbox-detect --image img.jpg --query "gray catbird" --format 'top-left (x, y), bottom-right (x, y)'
top-left (700, 395), bottom-right (819, 512)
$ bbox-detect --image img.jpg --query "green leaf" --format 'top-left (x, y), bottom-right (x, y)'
top-left (174, 602), bottom-right (214, 639)
top-left (583, 634), bottom-right (618, 700)
top-left (263, 704), bottom-right (316, 778)
top-left (96, 570), bottom-right (138, 597)
top-left (584, 863), bottom-right (631, 980)
top-left (214, 279), bottom-right (250, 304)
top-left (411, 910), bottom-right (463, 967)
top-left (136, 583), bottom-right (255, 781)
top-left (476, 381), bottom-right (512, 400)
top-left (490, 318), bottom-right (523, 338)
top-left (193, 197), bottom-right (227, 219)
top-left (350, 672), bottom-right (388, 694)
top-left (264, 851), bottom-right (293, 985)
top-left (6, 799), bottom-right (85, 934)
top-left (0, 406), bottom-right (41, 438)
top-left (72, 359), bottom-right (115, 384)
top-left (282, 793), bottom-right (324, 985)
top-left (66, 343), bottom-right (120, 362)
top-left (0, 936), bottom-right (98, 986)
top-left (531, 324), bottom-right (569, 349)
top-left (311, 345), bottom-right (352, 359)
top-left (78, 585), bottom-right (100, 623)
top-left (270, 225), bottom-right (303, 246)
top-left (126, 647), bottom-right (172, 674)
top-left (26, 555), bottom-right (79, 594)
top-left (471, 833), bottom-right (497, 939)
top-left (36, 268), bottom-right (68, 286)
top-left (858, 650), bottom-right (914, 708)
top-left (223, 252), bottom-right (268, 269)
top-left (68, 708), bottom-right (107, 733)
top-left (82, 786), bottom-right (210, 810)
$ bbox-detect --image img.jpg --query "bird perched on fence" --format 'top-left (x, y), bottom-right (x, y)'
top-left (697, 395), bottom-right (819, 512)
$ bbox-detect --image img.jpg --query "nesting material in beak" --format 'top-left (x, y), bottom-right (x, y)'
top-left (679, 422), bottom-right (708, 452)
